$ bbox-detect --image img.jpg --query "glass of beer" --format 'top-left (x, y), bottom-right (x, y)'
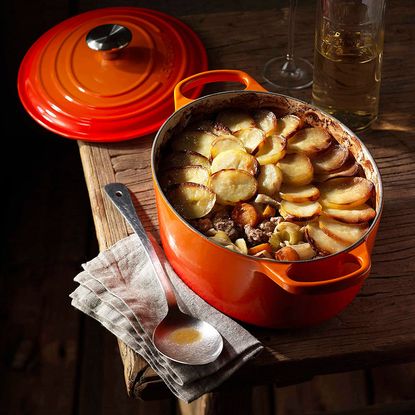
top-left (312, 0), bottom-right (386, 131)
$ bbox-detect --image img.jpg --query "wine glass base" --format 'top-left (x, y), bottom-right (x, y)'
top-left (263, 56), bottom-right (313, 90)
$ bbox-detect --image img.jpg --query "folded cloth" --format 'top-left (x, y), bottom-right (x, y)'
top-left (70, 233), bottom-right (263, 403)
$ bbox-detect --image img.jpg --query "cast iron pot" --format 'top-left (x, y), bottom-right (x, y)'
top-left (151, 70), bottom-right (383, 328)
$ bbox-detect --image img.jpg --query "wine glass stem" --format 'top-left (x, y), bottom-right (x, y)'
top-left (285, 0), bottom-right (297, 71)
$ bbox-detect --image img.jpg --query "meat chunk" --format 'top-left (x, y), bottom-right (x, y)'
top-left (191, 217), bottom-right (214, 234)
top-left (212, 209), bottom-right (240, 240)
top-left (244, 225), bottom-right (269, 245)
top-left (258, 219), bottom-right (278, 238)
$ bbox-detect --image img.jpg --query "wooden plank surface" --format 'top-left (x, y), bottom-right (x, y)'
top-left (77, 0), bottom-right (415, 403)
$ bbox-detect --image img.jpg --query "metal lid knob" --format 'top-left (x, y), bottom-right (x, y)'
top-left (86, 24), bottom-right (132, 60)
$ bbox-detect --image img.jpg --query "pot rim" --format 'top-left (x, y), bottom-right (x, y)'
top-left (151, 89), bottom-right (384, 264)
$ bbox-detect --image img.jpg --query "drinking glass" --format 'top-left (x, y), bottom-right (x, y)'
top-left (312, 0), bottom-right (386, 131)
top-left (263, 0), bottom-right (313, 90)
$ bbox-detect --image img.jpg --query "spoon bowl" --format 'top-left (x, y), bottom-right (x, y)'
top-left (153, 309), bottom-right (223, 365)
top-left (104, 182), bottom-right (223, 365)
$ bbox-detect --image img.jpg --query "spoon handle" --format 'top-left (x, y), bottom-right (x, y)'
top-left (104, 183), bottom-right (178, 308)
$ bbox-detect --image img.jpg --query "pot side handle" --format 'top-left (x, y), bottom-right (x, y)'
top-left (174, 69), bottom-right (267, 110)
top-left (260, 242), bottom-right (371, 295)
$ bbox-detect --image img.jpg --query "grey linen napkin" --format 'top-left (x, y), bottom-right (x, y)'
top-left (70, 233), bottom-right (263, 403)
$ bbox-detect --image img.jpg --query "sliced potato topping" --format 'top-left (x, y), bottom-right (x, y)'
top-left (253, 109), bottom-right (278, 136)
top-left (159, 165), bottom-right (210, 188)
top-left (210, 169), bottom-right (257, 205)
top-left (255, 134), bottom-right (287, 165)
top-left (171, 130), bottom-right (216, 158)
top-left (276, 114), bottom-right (303, 138)
top-left (314, 161), bottom-right (359, 182)
top-left (216, 109), bottom-right (256, 132)
top-left (278, 153), bottom-right (314, 186)
top-left (211, 149), bottom-right (258, 176)
top-left (166, 183), bottom-right (216, 219)
top-left (287, 127), bottom-right (332, 157)
top-left (210, 135), bottom-right (245, 159)
top-left (279, 184), bottom-right (320, 203)
top-left (319, 177), bottom-right (374, 207)
top-left (164, 150), bottom-right (211, 170)
top-left (312, 143), bottom-right (349, 173)
top-left (323, 204), bottom-right (376, 224)
top-left (235, 127), bottom-right (266, 153)
top-left (257, 164), bottom-right (283, 196)
top-left (319, 215), bottom-right (369, 244)
top-left (160, 107), bottom-right (376, 261)
top-left (305, 221), bottom-right (349, 255)
top-left (280, 200), bottom-right (322, 221)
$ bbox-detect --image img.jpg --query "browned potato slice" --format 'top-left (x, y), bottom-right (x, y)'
top-left (279, 184), bottom-right (320, 202)
top-left (159, 165), bottom-right (210, 188)
top-left (323, 204), bottom-right (376, 224)
top-left (210, 136), bottom-right (245, 159)
top-left (314, 161), bottom-right (359, 182)
top-left (305, 221), bottom-right (349, 255)
top-left (163, 150), bottom-right (211, 171)
top-left (280, 200), bottom-right (322, 221)
top-left (211, 149), bottom-right (258, 176)
top-left (319, 215), bottom-right (369, 244)
top-left (319, 177), bottom-right (374, 207)
top-left (216, 109), bottom-right (255, 132)
top-left (289, 243), bottom-right (316, 260)
top-left (312, 143), bottom-right (349, 173)
top-left (278, 153), bottom-right (314, 186)
top-left (255, 134), bottom-right (287, 165)
top-left (192, 119), bottom-right (232, 136)
top-left (276, 114), bottom-right (303, 138)
top-left (166, 183), bottom-right (216, 219)
top-left (210, 169), bottom-right (257, 205)
top-left (171, 130), bottom-right (216, 158)
top-left (287, 127), bottom-right (332, 156)
top-left (320, 198), bottom-right (370, 210)
top-left (257, 164), bottom-right (283, 196)
top-left (235, 128), bottom-right (266, 153)
top-left (253, 109), bottom-right (278, 136)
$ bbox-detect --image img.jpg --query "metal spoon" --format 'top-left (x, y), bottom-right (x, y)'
top-left (104, 183), bottom-right (223, 365)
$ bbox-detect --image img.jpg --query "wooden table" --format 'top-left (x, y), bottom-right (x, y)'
top-left (78, 0), bottom-right (415, 410)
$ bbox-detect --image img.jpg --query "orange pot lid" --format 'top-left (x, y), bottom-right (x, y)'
top-left (17, 7), bottom-right (208, 142)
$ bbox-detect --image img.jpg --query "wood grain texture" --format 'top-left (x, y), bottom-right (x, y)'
top-left (78, 0), bottom-right (415, 403)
